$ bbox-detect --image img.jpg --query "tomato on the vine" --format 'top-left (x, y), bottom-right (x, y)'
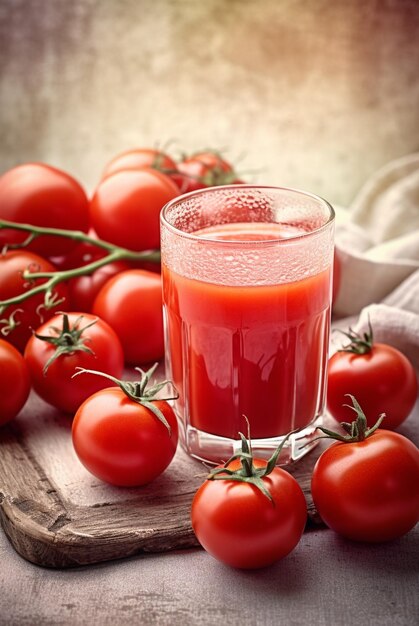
top-left (90, 168), bottom-right (179, 252)
top-left (48, 227), bottom-right (132, 312)
top-left (0, 338), bottom-right (31, 425)
top-left (181, 151), bottom-right (234, 176)
top-left (92, 269), bottom-right (164, 364)
top-left (168, 170), bottom-right (207, 194)
top-left (327, 322), bottom-right (417, 430)
top-left (0, 250), bottom-right (69, 352)
top-left (173, 151), bottom-right (241, 193)
top-left (72, 365), bottom-right (178, 486)
top-left (312, 395), bottom-right (419, 542)
top-left (67, 261), bottom-right (131, 312)
top-left (51, 228), bottom-right (107, 271)
top-left (191, 434), bottom-right (307, 569)
top-left (24, 312), bottom-right (124, 414)
top-left (0, 163), bottom-right (90, 257)
top-left (101, 147), bottom-right (177, 179)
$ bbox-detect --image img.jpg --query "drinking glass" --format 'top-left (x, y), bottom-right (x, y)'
top-left (160, 185), bottom-right (335, 464)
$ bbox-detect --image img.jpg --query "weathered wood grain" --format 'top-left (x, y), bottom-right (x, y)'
top-left (0, 386), bottom-right (328, 569)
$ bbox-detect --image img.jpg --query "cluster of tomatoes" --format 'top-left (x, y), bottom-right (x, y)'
top-left (0, 147), bottom-right (242, 486)
top-left (192, 391), bottom-right (419, 569)
top-left (0, 148), bottom-right (418, 571)
top-left (0, 147), bottom-right (241, 351)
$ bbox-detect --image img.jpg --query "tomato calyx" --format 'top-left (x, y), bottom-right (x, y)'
top-left (180, 165), bottom-right (239, 187)
top-left (335, 318), bottom-right (373, 355)
top-left (201, 168), bottom-right (239, 187)
top-left (319, 395), bottom-right (385, 443)
top-left (163, 165), bottom-right (239, 189)
top-left (34, 313), bottom-right (97, 374)
top-left (207, 427), bottom-right (294, 503)
top-left (72, 363), bottom-right (178, 434)
top-left (176, 150), bottom-right (241, 187)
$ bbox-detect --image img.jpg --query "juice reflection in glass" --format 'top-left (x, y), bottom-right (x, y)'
top-left (160, 186), bottom-right (335, 464)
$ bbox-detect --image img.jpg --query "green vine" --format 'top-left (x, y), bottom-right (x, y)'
top-left (0, 219), bottom-right (161, 325)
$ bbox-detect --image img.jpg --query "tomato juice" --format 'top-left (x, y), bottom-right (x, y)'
top-left (161, 185), bottom-right (335, 463)
top-left (163, 222), bottom-right (331, 441)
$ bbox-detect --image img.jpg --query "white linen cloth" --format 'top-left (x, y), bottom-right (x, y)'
top-left (331, 152), bottom-right (419, 370)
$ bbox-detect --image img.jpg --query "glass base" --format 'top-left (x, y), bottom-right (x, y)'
top-left (177, 414), bottom-right (324, 466)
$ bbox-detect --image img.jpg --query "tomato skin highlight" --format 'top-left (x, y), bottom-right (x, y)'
top-left (90, 168), bottom-right (179, 252)
top-left (191, 459), bottom-right (307, 569)
top-left (92, 269), bottom-right (164, 365)
top-left (72, 388), bottom-right (178, 486)
top-left (24, 313), bottom-right (124, 414)
top-left (0, 250), bottom-right (69, 352)
top-left (102, 148), bottom-right (177, 179)
top-left (0, 163), bottom-right (90, 257)
top-left (0, 339), bottom-right (31, 425)
top-left (311, 430), bottom-right (419, 542)
top-left (327, 343), bottom-right (418, 430)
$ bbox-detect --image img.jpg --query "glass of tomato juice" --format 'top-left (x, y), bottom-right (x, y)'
top-left (160, 185), bottom-right (335, 464)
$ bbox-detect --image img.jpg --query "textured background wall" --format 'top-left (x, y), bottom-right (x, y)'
top-left (0, 0), bottom-right (418, 206)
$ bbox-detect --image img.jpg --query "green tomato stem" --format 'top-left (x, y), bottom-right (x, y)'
top-left (34, 313), bottom-right (98, 374)
top-left (72, 364), bottom-right (177, 434)
top-left (0, 219), bottom-right (161, 316)
top-left (335, 316), bottom-right (374, 355)
top-left (313, 394), bottom-right (385, 444)
top-left (206, 426), bottom-right (296, 504)
top-left (0, 219), bottom-right (115, 252)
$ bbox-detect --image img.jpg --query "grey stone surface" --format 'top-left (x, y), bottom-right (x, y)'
top-left (0, 524), bottom-right (418, 626)
top-left (1, 403), bottom-right (418, 625)
top-left (1, 0), bottom-right (419, 206)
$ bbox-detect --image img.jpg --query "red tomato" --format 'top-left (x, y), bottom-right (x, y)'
top-left (191, 458), bottom-right (307, 569)
top-left (178, 155), bottom-right (230, 185)
top-left (72, 386), bottom-right (178, 486)
top-left (0, 250), bottom-right (69, 352)
top-left (102, 148), bottom-right (177, 179)
top-left (67, 261), bottom-right (130, 312)
top-left (92, 269), bottom-right (164, 364)
top-left (182, 151), bottom-right (234, 175)
top-left (168, 170), bottom-right (207, 194)
top-left (90, 168), bottom-right (179, 251)
top-left (24, 312), bottom-right (124, 414)
top-left (172, 152), bottom-right (242, 192)
top-left (0, 163), bottom-right (90, 257)
top-left (51, 228), bottom-right (107, 271)
top-left (327, 343), bottom-right (417, 430)
top-left (49, 228), bottom-right (129, 312)
top-left (311, 429), bottom-right (419, 542)
top-left (0, 338), bottom-right (31, 425)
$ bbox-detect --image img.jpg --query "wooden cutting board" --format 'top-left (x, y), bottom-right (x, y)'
top-left (0, 381), bottom-right (331, 569)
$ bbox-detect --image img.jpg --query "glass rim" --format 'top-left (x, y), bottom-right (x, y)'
top-left (160, 184), bottom-right (335, 246)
